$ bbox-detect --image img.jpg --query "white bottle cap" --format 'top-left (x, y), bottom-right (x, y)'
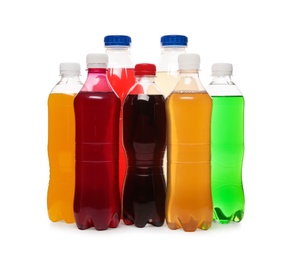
top-left (212, 63), bottom-right (233, 76)
top-left (178, 53), bottom-right (200, 70)
top-left (86, 53), bottom-right (108, 69)
top-left (59, 62), bottom-right (81, 75)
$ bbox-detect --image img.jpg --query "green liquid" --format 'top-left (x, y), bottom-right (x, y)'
top-left (211, 96), bottom-right (245, 223)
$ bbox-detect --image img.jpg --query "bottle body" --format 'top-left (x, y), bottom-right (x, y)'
top-left (166, 91), bottom-right (213, 231)
top-left (47, 68), bottom-right (83, 223)
top-left (165, 56), bottom-right (212, 232)
top-left (107, 67), bottom-right (135, 200)
top-left (122, 65), bottom-right (166, 227)
top-left (105, 41), bottom-right (136, 199)
top-left (156, 35), bottom-right (188, 183)
top-left (74, 67), bottom-right (121, 230)
top-left (207, 71), bottom-right (245, 223)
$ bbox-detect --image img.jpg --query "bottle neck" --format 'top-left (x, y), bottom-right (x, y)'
top-left (59, 74), bottom-right (82, 85)
top-left (105, 46), bottom-right (130, 53)
top-left (60, 73), bottom-right (80, 79)
top-left (87, 68), bottom-right (107, 73)
top-left (161, 46), bottom-right (187, 53)
top-left (136, 75), bottom-right (155, 84)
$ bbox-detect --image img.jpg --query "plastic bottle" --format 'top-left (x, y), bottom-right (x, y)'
top-left (206, 63), bottom-right (245, 223)
top-left (47, 62), bottom-right (83, 223)
top-left (156, 34), bottom-right (188, 99)
top-left (104, 35), bottom-right (136, 199)
top-left (165, 53), bottom-right (213, 232)
top-left (73, 53), bottom-right (121, 230)
top-left (122, 63), bottom-right (166, 227)
top-left (156, 34), bottom-right (188, 182)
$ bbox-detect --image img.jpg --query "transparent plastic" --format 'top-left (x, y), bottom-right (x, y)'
top-left (47, 63), bottom-right (83, 223)
top-left (165, 53), bottom-right (213, 232)
top-left (156, 35), bottom-right (188, 99)
top-left (206, 64), bottom-right (245, 224)
top-left (104, 35), bottom-right (136, 200)
top-left (122, 64), bottom-right (166, 227)
top-left (156, 35), bottom-right (188, 184)
top-left (73, 54), bottom-right (121, 230)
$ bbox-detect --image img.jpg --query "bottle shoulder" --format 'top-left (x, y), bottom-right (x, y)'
top-left (206, 83), bottom-right (243, 96)
top-left (128, 81), bottom-right (164, 96)
top-left (173, 74), bottom-right (206, 92)
top-left (50, 77), bottom-right (83, 94)
top-left (106, 50), bottom-right (134, 68)
top-left (156, 49), bottom-right (186, 72)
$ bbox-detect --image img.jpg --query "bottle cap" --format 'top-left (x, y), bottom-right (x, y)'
top-left (86, 53), bottom-right (108, 69)
top-left (178, 53), bottom-right (200, 70)
top-left (104, 35), bottom-right (131, 46)
top-left (59, 62), bottom-right (81, 75)
top-left (211, 63), bottom-right (233, 76)
top-left (135, 63), bottom-right (156, 76)
top-left (161, 35), bottom-right (188, 46)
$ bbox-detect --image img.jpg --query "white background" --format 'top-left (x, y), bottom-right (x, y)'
top-left (1, 0), bottom-right (291, 259)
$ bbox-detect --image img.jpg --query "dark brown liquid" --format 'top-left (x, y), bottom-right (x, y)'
top-left (122, 94), bottom-right (166, 227)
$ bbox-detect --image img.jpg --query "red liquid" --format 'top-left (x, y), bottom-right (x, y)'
top-left (107, 68), bottom-right (135, 199)
top-left (74, 91), bottom-right (120, 230)
top-left (122, 94), bottom-right (166, 227)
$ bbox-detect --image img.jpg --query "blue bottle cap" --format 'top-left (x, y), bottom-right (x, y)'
top-left (160, 35), bottom-right (188, 46)
top-left (104, 35), bottom-right (131, 46)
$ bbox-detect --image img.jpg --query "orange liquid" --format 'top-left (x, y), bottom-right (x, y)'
top-left (47, 93), bottom-right (76, 223)
top-left (165, 91), bottom-right (213, 231)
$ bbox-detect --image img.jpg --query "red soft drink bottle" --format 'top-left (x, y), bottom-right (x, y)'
top-left (122, 63), bottom-right (166, 227)
top-left (73, 53), bottom-right (121, 230)
top-left (104, 35), bottom-right (136, 199)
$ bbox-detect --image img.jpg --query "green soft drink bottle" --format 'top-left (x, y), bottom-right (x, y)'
top-left (206, 63), bottom-right (245, 224)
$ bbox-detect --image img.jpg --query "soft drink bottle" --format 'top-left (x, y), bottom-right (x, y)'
top-left (47, 62), bottom-right (83, 223)
top-left (156, 34), bottom-right (188, 182)
top-left (165, 53), bottom-right (213, 232)
top-left (156, 34), bottom-right (188, 99)
top-left (73, 53), bottom-right (121, 230)
top-left (122, 63), bottom-right (166, 227)
top-left (206, 63), bottom-right (245, 223)
top-left (104, 35), bottom-right (136, 199)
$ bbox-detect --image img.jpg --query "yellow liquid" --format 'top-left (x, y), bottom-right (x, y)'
top-left (47, 93), bottom-right (76, 223)
top-left (165, 91), bottom-right (213, 231)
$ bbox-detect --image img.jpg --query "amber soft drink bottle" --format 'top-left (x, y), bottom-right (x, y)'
top-left (206, 63), bottom-right (245, 223)
top-left (74, 54), bottom-right (121, 230)
top-left (165, 53), bottom-right (213, 232)
top-left (47, 62), bottom-right (83, 223)
top-left (122, 63), bottom-right (166, 227)
top-left (104, 35), bottom-right (136, 199)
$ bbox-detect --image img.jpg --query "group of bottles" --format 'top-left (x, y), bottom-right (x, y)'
top-left (47, 35), bottom-right (245, 232)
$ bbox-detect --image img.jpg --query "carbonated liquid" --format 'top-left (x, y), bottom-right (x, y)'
top-left (74, 91), bottom-right (120, 230)
top-left (107, 68), bottom-right (135, 198)
top-left (166, 91), bottom-right (213, 231)
top-left (211, 96), bottom-right (245, 223)
top-left (122, 94), bottom-right (166, 227)
top-left (47, 93), bottom-right (76, 223)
